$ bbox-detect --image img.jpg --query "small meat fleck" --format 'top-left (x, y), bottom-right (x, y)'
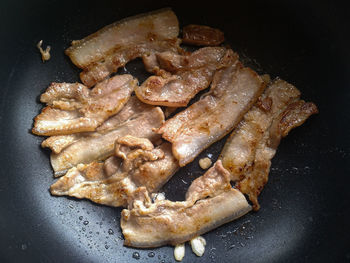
top-left (37, 40), bottom-right (51, 62)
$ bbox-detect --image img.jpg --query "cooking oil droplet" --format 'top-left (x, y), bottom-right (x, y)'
top-left (105, 244), bottom-right (110, 249)
top-left (132, 252), bottom-right (140, 259)
top-left (83, 220), bottom-right (89, 225)
top-left (148, 252), bottom-right (155, 258)
top-left (108, 229), bottom-right (114, 235)
top-left (79, 216), bottom-right (83, 220)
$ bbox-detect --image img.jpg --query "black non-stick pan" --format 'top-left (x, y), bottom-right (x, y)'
top-left (0, 0), bottom-right (349, 262)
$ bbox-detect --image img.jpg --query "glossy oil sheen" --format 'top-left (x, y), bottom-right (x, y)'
top-left (0, 0), bottom-right (349, 262)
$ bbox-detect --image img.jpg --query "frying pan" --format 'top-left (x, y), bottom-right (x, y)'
top-left (0, 0), bottom-right (349, 262)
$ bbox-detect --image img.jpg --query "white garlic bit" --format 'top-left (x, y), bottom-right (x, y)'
top-left (37, 40), bottom-right (51, 62)
top-left (174, 243), bottom-right (185, 261)
top-left (199, 157), bottom-right (212, 170)
top-left (190, 236), bottom-right (206, 257)
top-left (151, 192), bottom-right (166, 202)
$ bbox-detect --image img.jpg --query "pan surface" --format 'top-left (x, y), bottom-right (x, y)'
top-left (0, 0), bottom-right (349, 262)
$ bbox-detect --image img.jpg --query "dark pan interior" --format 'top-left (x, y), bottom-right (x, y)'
top-left (0, 0), bottom-right (349, 262)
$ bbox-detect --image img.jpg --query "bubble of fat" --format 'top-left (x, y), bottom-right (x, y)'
top-left (190, 236), bottom-right (206, 257)
top-left (174, 243), bottom-right (185, 261)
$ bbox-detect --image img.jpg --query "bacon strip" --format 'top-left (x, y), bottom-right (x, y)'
top-left (50, 107), bottom-right (164, 176)
top-left (219, 78), bottom-right (318, 210)
top-left (32, 74), bottom-right (136, 136)
top-left (236, 100), bottom-right (318, 210)
top-left (50, 137), bottom-right (178, 207)
top-left (158, 57), bottom-right (266, 166)
top-left (219, 79), bottom-right (301, 181)
top-left (135, 47), bottom-right (237, 107)
top-left (80, 39), bottom-right (181, 87)
top-left (121, 161), bottom-right (251, 248)
top-left (65, 8), bottom-right (180, 87)
top-left (41, 96), bottom-right (154, 154)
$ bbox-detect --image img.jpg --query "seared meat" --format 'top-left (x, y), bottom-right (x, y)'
top-left (65, 8), bottom-right (180, 87)
top-left (158, 56), bottom-right (266, 166)
top-left (182, 24), bottom-right (225, 46)
top-left (96, 96), bottom-right (154, 132)
top-left (135, 47), bottom-right (236, 107)
top-left (32, 74), bottom-right (136, 136)
top-left (50, 137), bottom-right (179, 207)
top-left (41, 96), bottom-right (154, 154)
top-left (41, 134), bottom-right (79, 154)
top-left (50, 107), bottom-right (164, 176)
top-left (236, 99), bottom-right (318, 210)
top-left (220, 79), bottom-right (301, 181)
top-left (30, 8), bottom-right (320, 256)
top-left (218, 78), bottom-right (318, 210)
top-left (121, 161), bottom-right (251, 247)
top-left (80, 39), bottom-right (182, 87)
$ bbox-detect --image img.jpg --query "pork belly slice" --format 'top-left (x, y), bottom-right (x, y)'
top-left (50, 136), bottom-right (179, 207)
top-left (182, 24), bottom-right (225, 46)
top-left (65, 8), bottom-right (180, 87)
top-left (135, 47), bottom-right (237, 107)
top-left (219, 79), bottom-right (301, 181)
top-left (32, 74), bottom-right (136, 136)
top-left (121, 161), bottom-right (252, 248)
top-left (236, 99), bottom-right (318, 210)
top-left (41, 134), bottom-right (79, 154)
top-left (157, 59), bottom-right (266, 166)
top-left (50, 107), bottom-right (164, 176)
top-left (81, 39), bottom-right (182, 87)
top-left (41, 96), bottom-right (154, 154)
top-left (66, 8), bottom-right (179, 69)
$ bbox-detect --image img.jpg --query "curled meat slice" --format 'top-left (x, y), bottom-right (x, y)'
top-left (135, 47), bottom-right (236, 107)
top-left (236, 99), bottom-right (318, 210)
top-left (50, 107), bottom-right (164, 176)
top-left (41, 96), bottom-right (153, 154)
top-left (50, 137), bottom-right (179, 207)
top-left (121, 161), bottom-right (251, 248)
top-left (32, 74), bottom-right (136, 136)
top-left (220, 78), bottom-right (301, 181)
top-left (66, 8), bottom-right (179, 68)
top-left (81, 39), bottom-right (182, 87)
top-left (158, 56), bottom-right (266, 166)
top-left (41, 134), bottom-right (79, 154)
top-left (182, 24), bottom-right (225, 46)
top-left (65, 8), bottom-right (180, 87)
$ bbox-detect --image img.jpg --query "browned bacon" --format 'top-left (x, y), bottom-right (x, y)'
top-left (158, 56), bottom-right (265, 166)
top-left (32, 74), bottom-right (136, 136)
top-left (121, 161), bottom-right (251, 247)
top-left (65, 8), bottom-right (180, 87)
top-left (50, 137), bottom-right (178, 207)
top-left (135, 47), bottom-right (236, 107)
top-left (50, 107), bottom-right (164, 176)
